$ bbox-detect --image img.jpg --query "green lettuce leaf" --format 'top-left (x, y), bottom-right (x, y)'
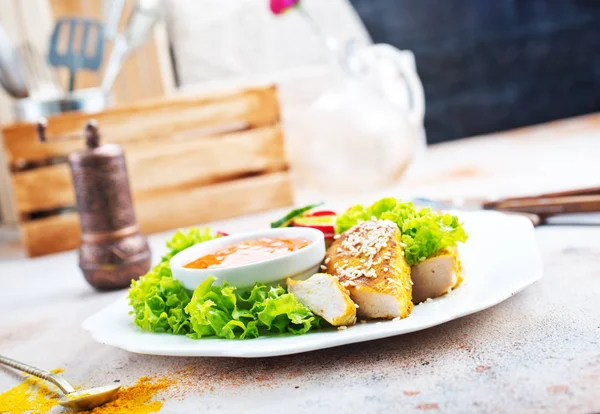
top-left (163, 227), bottom-right (218, 261)
top-left (334, 204), bottom-right (369, 235)
top-left (128, 227), bottom-right (326, 339)
top-left (335, 198), bottom-right (468, 265)
top-left (185, 277), bottom-right (323, 340)
top-left (128, 261), bottom-right (193, 334)
top-left (128, 228), bottom-right (220, 335)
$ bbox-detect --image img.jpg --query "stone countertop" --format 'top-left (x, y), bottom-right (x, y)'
top-left (1, 115), bottom-right (600, 413)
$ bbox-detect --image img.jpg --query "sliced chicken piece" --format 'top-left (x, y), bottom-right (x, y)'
top-left (411, 247), bottom-right (462, 304)
top-left (287, 273), bottom-right (356, 326)
top-left (325, 220), bottom-right (413, 320)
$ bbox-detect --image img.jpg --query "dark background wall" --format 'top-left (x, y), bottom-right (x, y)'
top-left (349, 0), bottom-right (600, 144)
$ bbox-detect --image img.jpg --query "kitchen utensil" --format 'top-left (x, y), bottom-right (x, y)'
top-left (0, 23), bottom-right (28, 98)
top-left (103, 0), bottom-right (126, 41)
top-left (101, 0), bottom-right (162, 93)
top-left (36, 120), bottom-right (151, 289)
top-left (483, 187), bottom-right (600, 217)
top-left (0, 354), bottom-right (120, 411)
top-left (486, 195), bottom-right (600, 218)
top-left (49, 18), bottom-right (105, 92)
top-left (414, 186), bottom-right (600, 226)
top-left (13, 87), bottom-right (107, 122)
top-left (17, 42), bottom-right (63, 99)
top-left (412, 197), bottom-right (543, 227)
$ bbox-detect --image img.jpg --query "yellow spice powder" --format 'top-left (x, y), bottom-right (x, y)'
top-left (0, 371), bottom-right (173, 414)
top-left (0, 371), bottom-right (62, 414)
top-left (81, 376), bottom-right (174, 414)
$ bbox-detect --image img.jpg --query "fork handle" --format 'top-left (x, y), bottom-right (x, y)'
top-left (485, 195), bottom-right (600, 217)
top-left (0, 355), bottom-right (75, 394)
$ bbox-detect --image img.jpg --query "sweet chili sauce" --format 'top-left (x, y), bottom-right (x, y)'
top-left (184, 237), bottom-right (312, 269)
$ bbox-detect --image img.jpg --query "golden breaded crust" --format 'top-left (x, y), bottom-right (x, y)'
top-left (325, 220), bottom-right (413, 319)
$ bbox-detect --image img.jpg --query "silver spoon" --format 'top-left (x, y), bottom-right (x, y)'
top-left (0, 355), bottom-right (120, 411)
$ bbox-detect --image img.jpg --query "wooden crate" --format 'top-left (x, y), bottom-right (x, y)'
top-left (2, 85), bottom-right (293, 257)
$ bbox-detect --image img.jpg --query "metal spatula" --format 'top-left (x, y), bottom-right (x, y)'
top-left (49, 18), bottom-right (105, 92)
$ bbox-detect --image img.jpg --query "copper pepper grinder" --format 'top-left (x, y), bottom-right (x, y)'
top-left (38, 120), bottom-right (151, 290)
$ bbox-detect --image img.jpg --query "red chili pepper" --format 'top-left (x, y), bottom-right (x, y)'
top-left (305, 210), bottom-right (337, 217)
top-left (216, 231), bottom-right (229, 237)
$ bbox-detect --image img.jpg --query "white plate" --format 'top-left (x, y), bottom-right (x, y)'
top-left (82, 211), bottom-right (542, 358)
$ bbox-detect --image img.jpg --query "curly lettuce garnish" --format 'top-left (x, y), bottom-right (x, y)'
top-left (128, 228), bottom-right (219, 335)
top-left (335, 198), bottom-right (468, 265)
top-left (128, 261), bottom-right (192, 334)
top-left (162, 227), bottom-right (218, 261)
top-left (128, 227), bottom-right (323, 339)
top-left (185, 276), bottom-right (322, 339)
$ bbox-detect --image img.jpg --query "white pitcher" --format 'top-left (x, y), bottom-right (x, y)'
top-left (287, 42), bottom-right (426, 196)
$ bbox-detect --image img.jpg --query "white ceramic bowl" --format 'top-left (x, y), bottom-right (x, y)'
top-left (170, 228), bottom-right (326, 290)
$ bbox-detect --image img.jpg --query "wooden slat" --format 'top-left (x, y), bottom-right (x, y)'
top-left (12, 163), bottom-right (72, 213)
top-left (12, 125), bottom-right (287, 213)
top-left (22, 171), bottom-right (294, 256)
top-left (137, 171), bottom-right (293, 234)
top-left (2, 86), bottom-right (280, 165)
top-left (21, 213), bottom-right (81, 257)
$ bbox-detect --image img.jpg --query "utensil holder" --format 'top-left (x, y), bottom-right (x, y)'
top-left (13, 88), bottom-right (108, 122)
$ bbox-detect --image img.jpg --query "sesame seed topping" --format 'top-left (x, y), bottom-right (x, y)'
top-left (333, 220), bottom-right (398, 282)
top-left (324, 257), bottom-right (331, 264)
top-left (320, 265), bottom-right (327, 270)
top-left (333, 234), bottom-right (340, 240)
